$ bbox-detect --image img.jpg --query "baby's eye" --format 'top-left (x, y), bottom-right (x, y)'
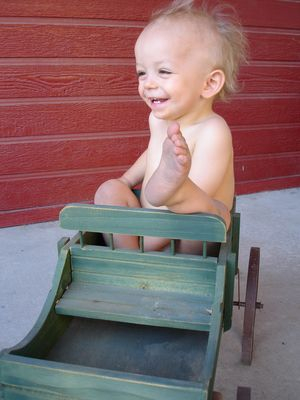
top-left (136, 71), bottom-right (146, 78)
top-left (159, 69), bottom-right (172, 75)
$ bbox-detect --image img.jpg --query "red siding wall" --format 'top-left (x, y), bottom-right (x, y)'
top-left (1, 0), bottom-right (299, 227)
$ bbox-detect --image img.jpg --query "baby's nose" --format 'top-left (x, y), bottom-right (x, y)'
top-left (144, 77), bottom-right (158, 89)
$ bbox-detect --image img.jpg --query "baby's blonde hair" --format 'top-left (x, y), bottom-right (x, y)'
top-left (150, 0), bottom-right (248, 100)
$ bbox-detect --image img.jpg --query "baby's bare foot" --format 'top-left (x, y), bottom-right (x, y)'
top-left (145, 122), bottom-right (191, 206)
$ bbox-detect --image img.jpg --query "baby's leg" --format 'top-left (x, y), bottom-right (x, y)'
top-left (145, 122), bottom-right (191, 207)
top-left (94, 179), bottom-right (170, 251)
top-left (94, 179), bottom-right (141, 249)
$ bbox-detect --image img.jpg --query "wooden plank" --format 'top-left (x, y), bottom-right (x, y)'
top-left (71, 254), bottom-right (215, 296)
top-left (59, 204), bottom-right (227, 242)
top-left (236, 175), bottom-right (300, 195)
top-left (225, 0), bottom-right (300, 29)
top-left (247, 30), bottom-right (300, 62)
top-left (232, 124), bottom-right (300, 156)
top-left (0, 133), bottom-right (148, 175)
top-left (0, 98), bottom-right (149, 138)
top-left (71, 270), bottom-right (214, 297)
top-left (0, 24), bottom-right (141, 58)
top-left (216, 95), bottom-right (300, 126)
top-left (0, 354), bottom-right (205, 400)
top-left (0, 167), bottom-right (122, 211)
top-left (71, 245), bottom-right (217, 277)
top-left (1, 23), bottom-right (299, 61)
top-left (1, 0), bottom-right (299, 29)
top-left (0, 205), bottom-right (64, 228)
top-left (0, 62), bottom-right (137, 98)
top-left (2, 172), bottom-right (299, 228)
top-left (239, 63), bottom-right (300, 94)
top-left (201, 265), bottom-right (225, 382)
top-left (71, 248), bottom-right (216, 286)
top-left (235, 152), bottom-right (300, 182)
top-left (55, 282), bottom-right (212, 331)
top-left (2, 124), bottom-right (299, 175)
top-left (0, 62), bottom-right (299, 99)
top-left (1, 150), bottom-right (299, 214)
top-left (0, 1), bottom-right (169, 21)
top-left (0, 95), bottom-right (298, 138)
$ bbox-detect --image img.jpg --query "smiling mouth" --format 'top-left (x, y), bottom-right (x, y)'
top-left (150, 97), bottom-right (168, 104)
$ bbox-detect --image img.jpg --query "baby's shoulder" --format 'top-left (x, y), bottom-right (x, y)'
top-left (194, 114), bottom-right (231, 140)
top-left (200, 114), bottom-right (229, 132)
top-left (189, 114), bottom-right (232, 151)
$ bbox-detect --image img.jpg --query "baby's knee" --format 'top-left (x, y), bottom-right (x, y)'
top-left (94, 179), bottom-right (123, 204)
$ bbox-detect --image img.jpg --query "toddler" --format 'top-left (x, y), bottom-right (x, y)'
top-left (94, 0), bottom-right (247, 253)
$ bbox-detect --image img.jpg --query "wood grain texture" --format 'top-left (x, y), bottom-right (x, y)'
top-left (239, 63), bottom-right (300, 94)
top-left (1, 0), bottom-right (299, 29)
top-left (0, 24), bottom-right (141, 58)
top-left (0, 95), bottom-right (298, 138)
top-left (55, 281), bottom-right (213, 331)
top-left (60, 203), bottom-right (226, 241)
top-left (232, 124), bottom-right (300, 156)
top-left (0, 354), bottom-right (205, 400)
top-left (0, 98), bottom-right (149, 138)
top-left (1, 24), bottom-right (298, 61)
top-left (1, 125), bottom-right (299, 175)
top-left (0, 133), bottom-right (148, 175)
top-left (0, 62), bottom-right (138, 98)
top-left (0, 62), bottom-right (299, 99)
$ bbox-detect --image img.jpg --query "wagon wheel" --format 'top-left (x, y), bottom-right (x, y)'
top-left (241, 247), bottom-right (260, 365)
top-left (237, 386), bottom-right (251, 399)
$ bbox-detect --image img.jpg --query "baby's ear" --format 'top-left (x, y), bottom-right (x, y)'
top-left (202, 70), bottom-right (225, 99)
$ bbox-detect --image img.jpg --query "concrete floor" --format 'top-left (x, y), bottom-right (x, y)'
top-left (0, 188), bottom-right (299, 399)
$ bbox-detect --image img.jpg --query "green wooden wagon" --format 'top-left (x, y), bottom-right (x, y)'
top-left (0, 202), bottom-right (261, 399)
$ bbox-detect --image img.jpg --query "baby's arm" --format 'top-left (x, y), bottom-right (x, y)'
top-left (119, 150), bottom-right (147, 188)
top-left (188, 118), bottom-right (233, 204)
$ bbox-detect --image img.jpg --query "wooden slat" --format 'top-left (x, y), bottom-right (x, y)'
top-left (60, 204), bottom-right (227, 243)
top-left (2, 124), bottom-right (298, 176)
top-left (239, 63), bottom-right (300, 94)
top-left (0, 354), bottom-right (204, 400)
top-left (0, 168), bottom-right (122, 211)
top-left (235, 152), bottom-right (300, 182)
top-left (0, 62), bottom-right (137, 98)
top-left (0, 1), bottom-right (169, 21)
top-left (0, 205), bottom-right (64, 228)
top-left (2, 173), bottom-right (300, 228)
top-left (72, 269), bottom-right (213, 297)
top-left (1, 151), bottom-right (299, 211)
top-left (0, 62), bottom-right (299, 99)
top-left (0, 24), bottom-right (141, 58)
top-left (232, 124), bottom-right (300, 156)
top-left (0, 24), bottom-right (299, 61)
top-left (236, 175), bottom-right (300, 195)
top-left (226, 0), bottom-right (300, 29)
top-left (1, 0), bottom-right (299, 29)
top-left (0, 98), bottom-right (149, 138)
top-left (216, 95), bottom-right (300, 126)
top-left (0, 95), bottom-right (298, 139)
top-left (71, 245), bottom-right (217, 271)
top-left (70, 247), bottom-right (216, 295)
top-left (247, 30), bottom-right (300, 62)
top-left (0, 133), bottom-right (148, 175)
top-left (55, 282), bottom-right (212, 331)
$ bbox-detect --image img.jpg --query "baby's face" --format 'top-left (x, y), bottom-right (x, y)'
top-left (135, 20), bottom-right (215, 125)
